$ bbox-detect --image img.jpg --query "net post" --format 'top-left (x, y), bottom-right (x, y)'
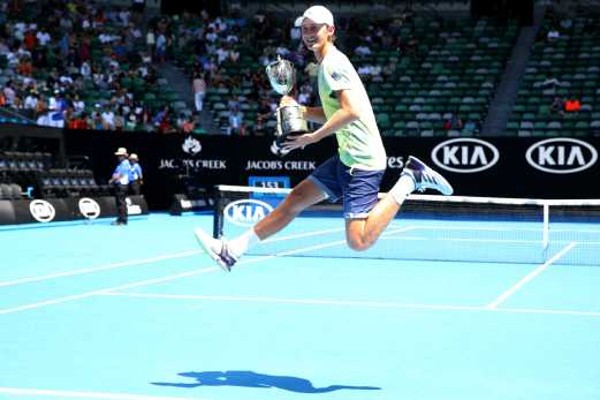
top-left (212, 186), bottom-right (225, 239)
top-left (542, 203), bottom-right (550, 249)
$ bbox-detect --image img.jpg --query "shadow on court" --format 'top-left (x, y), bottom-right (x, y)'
top-left (151, 370), bottom-right (381, 393)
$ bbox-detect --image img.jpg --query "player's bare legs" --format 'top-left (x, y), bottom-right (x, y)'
top-left (254, 178), bottom-right (327, 239)
top-left (346, 156), bottom-right (453, 251)
top-left (345, 194), bottom-right (400, 251)
top-left (194, 178), bottom-right (326, 271)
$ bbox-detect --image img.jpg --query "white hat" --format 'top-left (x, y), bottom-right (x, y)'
top-left (114, 147), bottom-right (128, 156)
top-left (129, 153), bottom-right (138, 160)
top-left (295, 5), bottom-right (334, 27)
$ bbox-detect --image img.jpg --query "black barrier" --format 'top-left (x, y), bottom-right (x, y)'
top-left (0, 200), bottom-right (16, 224)
top-left (0, 196), bottom-right (149, 226)
top-left (169, 193), bottom-right (212, 216)
top-left (64, 131), bottom-right (600, 210)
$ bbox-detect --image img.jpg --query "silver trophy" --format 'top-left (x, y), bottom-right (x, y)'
top-left (265, 57), bottom-right (308, 144)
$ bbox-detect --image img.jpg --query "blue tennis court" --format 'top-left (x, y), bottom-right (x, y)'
top-left (1, 212), bottom-right (600, 400)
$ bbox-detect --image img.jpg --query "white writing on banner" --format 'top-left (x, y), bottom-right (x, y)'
top-left (526, 138), bottom-right (597, 174)
top-left (159, 159), bottom-right (227, 170)
top-left (245, 160), bottom-right (316, 171)
top-left (126, 197), bottom-right (143, 215)
top-left (29, 200), bottom-right (56, 223)
top-left (78, 198), bottom-right (101, 219)
top-left (224, 199), bottom-right (274, 227)
top-left (431, 138), bottom-right (499, 173)
top-left (387, 156), bottom-right (405, 169)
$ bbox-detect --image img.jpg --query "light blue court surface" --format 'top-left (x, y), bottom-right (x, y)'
top-left (1, 213), bottom-right (600, 400)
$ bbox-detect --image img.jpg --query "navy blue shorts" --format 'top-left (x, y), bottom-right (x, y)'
top-left (308, 155), bottom-right (384, 219)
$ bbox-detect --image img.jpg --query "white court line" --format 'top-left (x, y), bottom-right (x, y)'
top-left (102, 292), bottom-right (600, 318)
top-left (379, 236), bottom-right (543, 244)
top-left (0, 267), bottom-right (217, 315)
top-left (102, 291), bottom-right (484, 311)
top-left (0, 250), bottom-right (200, 288)
top-left (486, 242), bottom-right (578, 309)
top-left (264, 226), bottom-right (345, 242)
top-left (0, 234), bottom-right (357, 315)
top-left (0, 387), bottom-right (208, 400)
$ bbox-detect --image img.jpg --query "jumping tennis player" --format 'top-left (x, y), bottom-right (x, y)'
top-left (195, 5), bottom-right (453, 271)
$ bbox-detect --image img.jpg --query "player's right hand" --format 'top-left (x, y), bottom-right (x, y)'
top-left (280, 95), bottom-right (298, 107)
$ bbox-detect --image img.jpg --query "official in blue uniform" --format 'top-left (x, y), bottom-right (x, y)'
top-left (109, 147), bottom-right (131, 225)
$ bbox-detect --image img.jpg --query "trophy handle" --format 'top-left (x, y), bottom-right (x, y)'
top-left (275, 106), bottom-right (283, 138)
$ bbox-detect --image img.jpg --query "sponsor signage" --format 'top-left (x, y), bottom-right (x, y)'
top-left (64, 131), bottom-right (600, 205)
top-left (1, 196), bottom-right (149, 226)
top-left (431, 138), bottom-right (499, 173)
top-left (29, 199), bottom-right (56, 223)
top-left (224, 199), bottom-right (274, 227)
top-left (78, 197), bottom-right (101, 219)
top-left (525, 138), bottom-right (598, 174)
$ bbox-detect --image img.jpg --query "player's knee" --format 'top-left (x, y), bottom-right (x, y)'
top-left (346, 236), bottom-right (371, 252)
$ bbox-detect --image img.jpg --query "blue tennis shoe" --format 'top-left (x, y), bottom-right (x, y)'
top-left (402, 156), bottom-right (454, 195)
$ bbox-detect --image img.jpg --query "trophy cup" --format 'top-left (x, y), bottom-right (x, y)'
top-left (265, 56), bottom-right (308, 147)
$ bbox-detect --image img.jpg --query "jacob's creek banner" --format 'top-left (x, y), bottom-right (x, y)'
top-left (64, 131), bottom-right (600, 210)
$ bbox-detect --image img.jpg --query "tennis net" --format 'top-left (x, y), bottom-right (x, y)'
top-left (212, 184), bottom-right (600, 266)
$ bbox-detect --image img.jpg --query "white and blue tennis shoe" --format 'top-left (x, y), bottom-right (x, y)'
top-left (194, 228), bottom-right (237, 271)
top-left (402, 156), bottom-right (454, 196)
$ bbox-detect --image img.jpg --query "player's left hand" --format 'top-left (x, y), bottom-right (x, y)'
top-left (281, 132), bottom-right (317, 151)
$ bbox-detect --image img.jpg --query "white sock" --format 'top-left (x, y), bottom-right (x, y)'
top-left (389, 174), bottom-right (415, 205)
top-left (227, 228), bottom-right (261, 258)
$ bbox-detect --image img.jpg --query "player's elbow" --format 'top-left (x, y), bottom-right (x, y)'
top-left (345, 107), bottom-right (361, 121)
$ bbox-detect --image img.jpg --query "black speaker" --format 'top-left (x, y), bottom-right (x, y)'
top-left (169, 193), bottom-right (211, 216)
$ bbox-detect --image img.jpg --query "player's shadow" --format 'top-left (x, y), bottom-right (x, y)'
top-left (151, 370), bottom-right (381, 393)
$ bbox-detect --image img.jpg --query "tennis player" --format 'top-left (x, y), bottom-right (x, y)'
top-left (195, 5), bottom-right (453, 271)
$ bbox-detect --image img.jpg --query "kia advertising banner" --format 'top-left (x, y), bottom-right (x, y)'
top-left (64, 131), bottom-right (600, 210)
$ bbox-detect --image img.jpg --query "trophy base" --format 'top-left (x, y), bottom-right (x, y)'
top-left (279, 105), bottom-right (308, 137)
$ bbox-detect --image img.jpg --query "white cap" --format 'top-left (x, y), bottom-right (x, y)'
top-left (114, 147), bottom-right (128, 156)
top-left (295, 5), bottom-right (334, 27)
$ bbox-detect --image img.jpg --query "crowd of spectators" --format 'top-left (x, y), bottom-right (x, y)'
top-left (0, 0), bottom-right (200, 133)
top-left (1, 1), bottom-right (596, 137)
top-left (0, 1), bottom-right (481, 137)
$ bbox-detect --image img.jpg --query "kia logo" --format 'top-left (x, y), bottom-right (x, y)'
top-left (431, 138), bottom-right (499, 173)
top-left (29, 199), bottom-right (56, 223)
top-left (526, 138), bottom-right (598, 174)
top-left (78, 198), bottom-right (101, 219)
top-left (224, 199), bottom-right (273, 227)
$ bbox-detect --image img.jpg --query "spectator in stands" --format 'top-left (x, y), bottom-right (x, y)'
top-left (443, 112), bottom-right (463, 131)
top-left (564, 95), bottom-right (581, 114)
top-left (101, 104), bottom-right (116, 130)
top-left (108, 147), bottom-right (130, 226)
top-left (180, 115), bottom-right (196, 133)
top-left (546, 28), bottom-right (560, 42)
top-left (192, 72), bottom-right (206, 112)
top-left (550, 96), bottom-right (565, 116)
top-left (23, 90), bottom-right (38, 118)
top-left (68, 111), bottom-right (89, 130)
top-left (535, 76), bottom-right (567, 94)
top-left (155, 31), bottom-right (168, 63)
top-left (463, 119), bottom-right (480, 135)
top-left (89, 104), bottom-right (104, 130)
top-left (128, 153), bottom-right (143, 195)
top-left (124, 114), bottom-right (138, 131)
top-left (228, 105), bottom-right (244, 135)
